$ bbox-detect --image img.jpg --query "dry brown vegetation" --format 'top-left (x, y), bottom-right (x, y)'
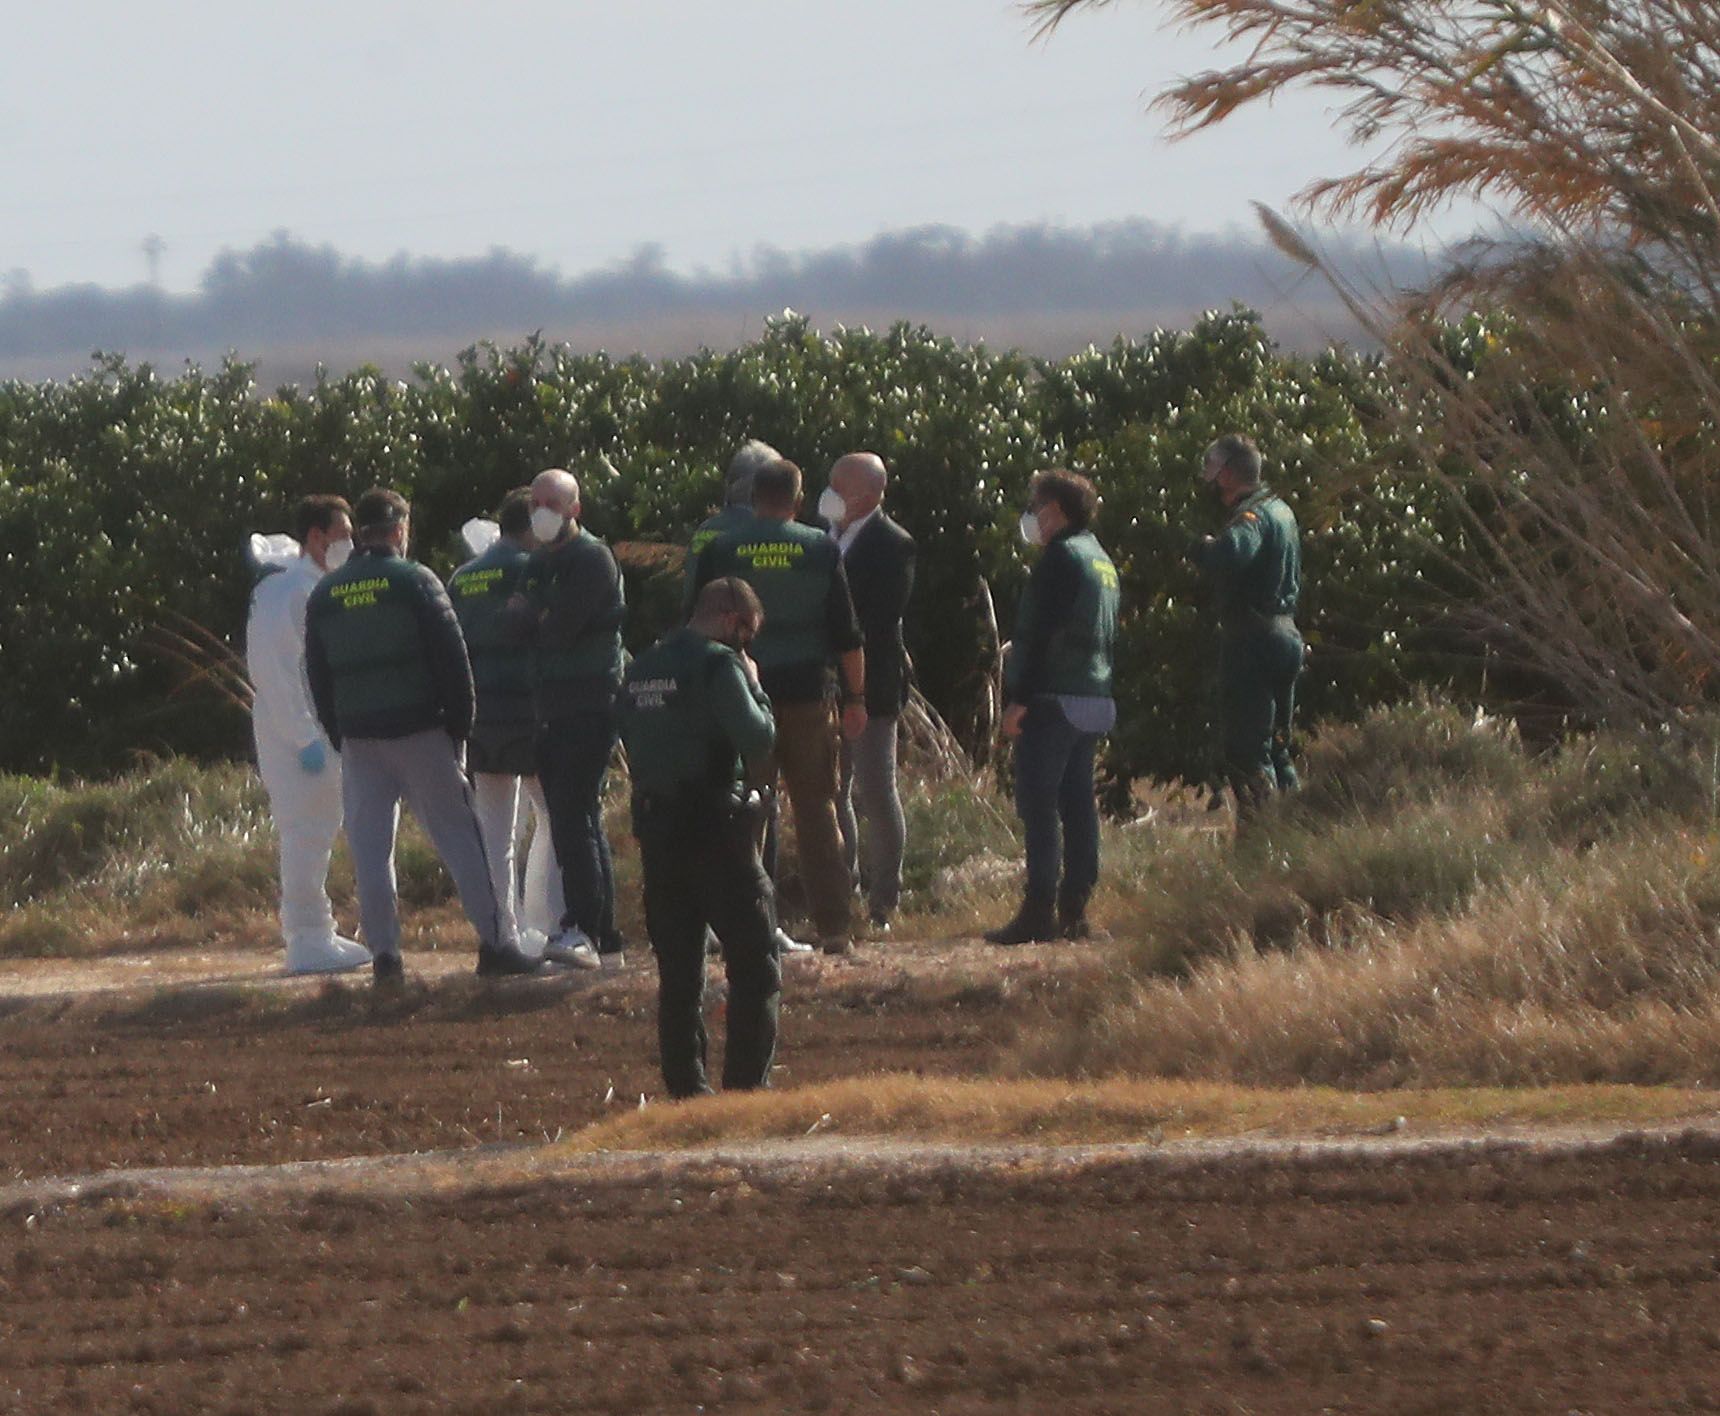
top-left (1030, 700), bottom-right (1720, 1088)
top-left (566, 1073), bottom-right (1717, 1153)
top-left (12, 701), bottom-right (1720, 1105)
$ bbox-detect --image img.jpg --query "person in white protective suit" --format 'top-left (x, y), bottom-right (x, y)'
top-left (245, 494), bottom-right (372, 974)
top-left (448, 492), bottom-right (569, 961)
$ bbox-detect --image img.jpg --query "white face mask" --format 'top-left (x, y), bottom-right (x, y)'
top-left (531, 506), bottom-right (568, 543)
top-left (1018, 509), bottom-right (1045, 547)
top-left (817, 487), bottom-right (848, 526)
top-left (323, 537), bottom-right (353, 571)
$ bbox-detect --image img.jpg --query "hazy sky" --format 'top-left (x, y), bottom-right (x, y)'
top-left (4, 1), bottom-right (1442, 294)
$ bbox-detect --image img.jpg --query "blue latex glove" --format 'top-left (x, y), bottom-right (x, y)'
top-left (297, 740), bottom-right (328, 775)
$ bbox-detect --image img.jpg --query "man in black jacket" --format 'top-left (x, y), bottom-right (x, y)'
top-left (305, 487), bottom-right (542, 987)
top-left (518, 467), bottom-right (627, 969)
top-left (822, 453), bottom-right (916, 931)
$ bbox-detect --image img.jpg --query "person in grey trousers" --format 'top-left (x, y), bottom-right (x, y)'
top-left (821, 453), bottom-right (916, 932)
top-left (305, 487), bottom-right (544, 989)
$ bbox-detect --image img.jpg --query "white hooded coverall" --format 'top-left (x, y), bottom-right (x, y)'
top-left (246, 542), bottom-right (370, 973)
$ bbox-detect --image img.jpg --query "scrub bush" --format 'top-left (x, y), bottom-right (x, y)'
top-left (0, 760), bottom-right (274, 955)
top-left (0, 758), bottom-right (269, 906)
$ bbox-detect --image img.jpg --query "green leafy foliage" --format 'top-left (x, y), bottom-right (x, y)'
top-left (0, 312), bottom-right (1485, 780)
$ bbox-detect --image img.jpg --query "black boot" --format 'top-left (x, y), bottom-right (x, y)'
top-left (984, 900), bottom-right (1057, 947)
top-left (1057, 893), bottom-right (1111, 943)
top-left (476, 944), bottom-right (548, 978)
top-left (372, 951), bottom-right (406, 992)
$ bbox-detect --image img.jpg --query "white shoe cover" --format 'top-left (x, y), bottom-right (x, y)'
top-left (775, 927), bottom-right (815, 955)
top-left (516, 928), bottom-right (551, 960)
top-left (285, 933), bottom-right (372, 975)
top-left (542, 927), bottom-right (601, 971)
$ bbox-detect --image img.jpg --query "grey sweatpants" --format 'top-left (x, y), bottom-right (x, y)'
top-left (837, 714), bottom-right (905, 918)
top-left (340, 730), bottom-right (515, 960)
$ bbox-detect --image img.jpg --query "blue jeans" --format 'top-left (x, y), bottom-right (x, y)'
top-left (1013, 700), bottom-right (1102, 916)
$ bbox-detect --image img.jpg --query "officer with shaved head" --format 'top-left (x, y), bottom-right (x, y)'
top-left (518, 467), bottom-right (627, 970)
top-left (820, 452), bottom-right (916, 934)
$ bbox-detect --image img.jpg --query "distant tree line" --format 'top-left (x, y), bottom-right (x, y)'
top-left (0, 221), bottom-right (1430, 362)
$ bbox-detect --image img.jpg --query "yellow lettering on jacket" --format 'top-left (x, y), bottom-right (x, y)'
top-left (455, 567), bottom-right (505, 596)
top-left (628, 676), bottom-right (678, 710)
top-left (736, 540), bottom-right (805, 572)
top-left (330, 577), bottom-right (390, 610)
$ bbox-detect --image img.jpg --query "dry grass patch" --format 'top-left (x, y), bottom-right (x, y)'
top-left (1032, 703), bottom-right (1720, 1088)
top-left (1034, 839), bottom-right (1720, 1087)
top-left (561, 1074), bottom-right (1719, 1153)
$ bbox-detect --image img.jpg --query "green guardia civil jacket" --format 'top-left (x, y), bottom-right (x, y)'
top-left (448, 536), bottom-right (534, 731)
top-left (304, 545), bottom-right (475, 746)
top-left (1194, 486), bottom-right (1301, 632)
top-left (619, 626), bottom-right (775, 805)
top-left (1005, 528), bottom-right (1121, 704)
top-left (523, 529), bottom-right (626, 719)
top-left (682, 503), bottom-right (752, 615)
top-left (687, 510), bottom-right (863, 704)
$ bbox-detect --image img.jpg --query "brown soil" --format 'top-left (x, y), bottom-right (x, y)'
top-left (2, 1134), bottom-right (1718, 1413)
top-left (0, 935), bottom-right (1082, 1180)
top-left (7, 938), bottom-right (1720, 1411)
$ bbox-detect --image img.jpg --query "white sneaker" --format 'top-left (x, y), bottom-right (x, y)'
top-left (543, 927), bottom-right (601, 971)
top-left (285, 933), bottom-right (372, 976)
top-left (775, 928), bottom-right (814, 956)
top-left (516, 927), bottom-right (552, 960)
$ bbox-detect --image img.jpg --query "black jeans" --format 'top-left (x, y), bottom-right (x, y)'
top-left (635, 794), bottom-right (780, 1098)
top-left (1013, 699), bottom-right (1102, 918)
top-left (536, 712), bottom-right (619, 950)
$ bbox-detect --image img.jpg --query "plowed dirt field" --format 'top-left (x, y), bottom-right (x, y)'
top-left (4, 937), bottom-right (1720, 1412)
top-left (0, 937), bottom-right (1051, 1177)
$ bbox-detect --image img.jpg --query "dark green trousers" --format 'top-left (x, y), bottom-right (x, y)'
top-left (634, 794), bottom-right (780, 1099)
top-left (1218, 620), bottom-right (1304, 813)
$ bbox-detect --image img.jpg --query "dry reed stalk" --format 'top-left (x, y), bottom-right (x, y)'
top-left (1029, 0), bottom-right (1720, 736)
top-left (140, 613), bottom-right (254, 711)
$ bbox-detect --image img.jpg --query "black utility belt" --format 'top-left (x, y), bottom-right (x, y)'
top-left (634, 785), bottom-right (769, 814)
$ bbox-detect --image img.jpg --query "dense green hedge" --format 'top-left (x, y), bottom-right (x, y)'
top-left (0, 311), bottom-right (1480, 781)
